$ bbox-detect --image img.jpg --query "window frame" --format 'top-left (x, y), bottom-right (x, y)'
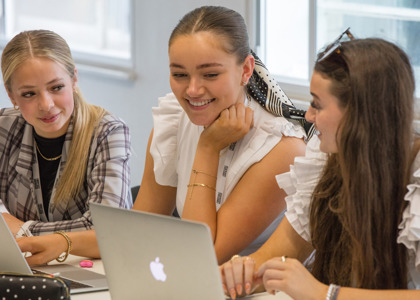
top-left (0, 0), bottom-right (136, 80)
top-left (252, 0), bottom-right (420, 111)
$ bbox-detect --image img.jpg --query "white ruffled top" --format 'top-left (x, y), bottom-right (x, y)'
top-left (150, 93), bottom-right (306, 255)
top-left (276, 135), bottom-right (420, 289)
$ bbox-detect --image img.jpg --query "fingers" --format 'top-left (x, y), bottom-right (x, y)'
top-left (220, 255), bottom-right (257, 299)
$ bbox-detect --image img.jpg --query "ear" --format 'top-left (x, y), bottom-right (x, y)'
top-left (4, 85), bottom-right (16, 104)
top-left (241, 54), bottom-right (255, 84)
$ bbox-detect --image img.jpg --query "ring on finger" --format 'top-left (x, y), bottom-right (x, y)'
top-left (281, 256), bottom-right (287, 262)
top-left (231, 254), bottom-right (241, 262)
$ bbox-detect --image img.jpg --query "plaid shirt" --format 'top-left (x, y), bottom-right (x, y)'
top-left (0, 108), bottom-right (132, 235)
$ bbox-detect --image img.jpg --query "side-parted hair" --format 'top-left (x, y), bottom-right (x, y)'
top-left (168, 5), bottom-right (250, 64)
top-left (309, 38), bottom-right (414, 289)
top-left (1, 30), bottom-right (106, 204)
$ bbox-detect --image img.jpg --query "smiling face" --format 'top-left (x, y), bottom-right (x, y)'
top-left (168, 31), bottom-right (252, 126)
top-left (6, 57), bottom-right (76, 138)
top-left (306, 71), bottom-right (345, 153)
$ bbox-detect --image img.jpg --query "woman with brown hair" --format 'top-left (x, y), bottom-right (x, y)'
top-left (220, 33), bottom-right (420, 299)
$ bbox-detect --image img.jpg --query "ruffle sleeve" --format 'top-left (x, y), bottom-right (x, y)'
top-left (150, 93), bottom-right (184, 187)
top-left (275, 135), bottom-right (327, 242)
top-left (398, 151), bottom-right (420, 272)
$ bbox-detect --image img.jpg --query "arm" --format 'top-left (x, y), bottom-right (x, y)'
top-left (28, 118), bottom-right (132, 235)
top-left (259, 257), bottom-right (420, 300)
top-left (132, 129), bottom-right (177, 215)
top-left (182, 102), bottom-right (306, 264)
top-left (220, 217), bottom-right (313, 299)
top-left (17, 230), bottom-right (100, 266)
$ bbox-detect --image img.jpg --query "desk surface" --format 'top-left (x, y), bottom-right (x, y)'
top-left (64, 255), bottom-right (292, 300)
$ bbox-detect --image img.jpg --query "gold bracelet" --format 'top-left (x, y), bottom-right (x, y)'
top-left (187, 183), bottom-right (216, 191)
top-left (192, 169), bottom-right (217, 179)
top-left (54, 231), bottom-right (72, 263)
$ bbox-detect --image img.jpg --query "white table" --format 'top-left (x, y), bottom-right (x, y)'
top-left (64, 255), bottom-right (292, 300)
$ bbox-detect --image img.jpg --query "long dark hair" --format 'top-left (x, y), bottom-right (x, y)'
top-left (309, 38), bottom-right (414, 288)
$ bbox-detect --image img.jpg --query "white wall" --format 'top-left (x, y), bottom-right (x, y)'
top-left (0, 0), bottom-right (252, 187)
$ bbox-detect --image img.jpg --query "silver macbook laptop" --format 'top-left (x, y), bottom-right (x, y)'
top-left (0, 213), bottom-right (108, 294)
top-left (90, 203), bottom-right (226, 300)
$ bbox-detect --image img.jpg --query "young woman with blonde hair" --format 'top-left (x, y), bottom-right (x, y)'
top-left (1, 30), bottom-right (132, 241)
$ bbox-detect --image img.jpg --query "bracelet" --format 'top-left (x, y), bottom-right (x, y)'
top-left (192, 169), bottom-right (217, 179)
top-left (54, 231), bottom-right (72, 263)
top-left (187, 183), bottom-right (216, 191)
top-left (326, 284), bottom-right (340, 300)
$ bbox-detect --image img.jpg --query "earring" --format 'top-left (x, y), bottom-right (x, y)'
top-left (13, 105), bottom-right (19, 111)
top-left (241, 81), bottom-right (248, 86)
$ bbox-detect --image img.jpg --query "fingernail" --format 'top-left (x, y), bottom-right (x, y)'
top-left (236, 284), bottom-right (242, 295)
top-left (229, 288), bottom-right (236, 299)
top-left (222, 283), bottom-right (227, 294)
top-left (245, 282), bottom-right (251, 294)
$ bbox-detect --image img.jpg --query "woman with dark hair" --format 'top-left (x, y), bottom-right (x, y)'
top-left (220, 33), bottom-right (420, 299)
top-left (17, 6), bottom-right (310, 265)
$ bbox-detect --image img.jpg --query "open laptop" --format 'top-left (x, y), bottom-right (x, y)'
top-left (0, 213), bottom-right (108, 294)
top-left (90, 202), bottom-right (226, 300)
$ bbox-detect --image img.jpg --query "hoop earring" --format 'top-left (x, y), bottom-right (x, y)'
top-left (13, 105), bottom-right (19, 111)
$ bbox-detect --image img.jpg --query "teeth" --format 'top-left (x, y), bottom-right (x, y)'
top-left (188, 98), bottom-right (214, 107)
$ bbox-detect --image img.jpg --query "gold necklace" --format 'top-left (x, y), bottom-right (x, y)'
top-left (34, 140), bottom-right (62, 161)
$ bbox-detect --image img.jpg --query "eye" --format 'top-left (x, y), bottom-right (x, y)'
top-left (310, 100), bottom-right (321, 110)
top-left (204, 73), bottom-right (219, 79)
top-left (171, 73), bottom-right (187, 78)
top-left (52, 84), bottom-right (65, 91)
top-left (21, 92), bottom-right (35, 98)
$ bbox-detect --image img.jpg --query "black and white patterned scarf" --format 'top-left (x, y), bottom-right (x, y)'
top-left (247, 50), bottom-right (315, 141)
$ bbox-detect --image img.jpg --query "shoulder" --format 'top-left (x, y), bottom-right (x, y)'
top-left (0, 108), bottom-right (27, 131)
top-left (96, 112), bottom-right (129, 135)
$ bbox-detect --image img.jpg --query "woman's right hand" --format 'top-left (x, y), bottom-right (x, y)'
top-left (17, 235), bottom-right (68, 266)
top-left (200, 102), bottom-right (253, 153)
top-left (219, 255), bottom-right (263, 299)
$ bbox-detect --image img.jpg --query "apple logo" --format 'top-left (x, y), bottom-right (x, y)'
top-left (149, 257), bottom-right (167, 282)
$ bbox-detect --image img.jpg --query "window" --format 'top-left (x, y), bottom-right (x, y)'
top-left (260, 0), bottom-right (420, 102)
top-left (0, 0), bottom-right (134, 79)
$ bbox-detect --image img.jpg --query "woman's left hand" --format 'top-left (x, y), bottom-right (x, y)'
top-left (257, 257), bottom-right (328, 300)
top-left (2, 212), bottom-right (24, 236)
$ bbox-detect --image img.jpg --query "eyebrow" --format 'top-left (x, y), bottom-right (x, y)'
top-left (169, 62), bottom-right (223, 69)
top-left (17, 78), bottom-right (64, 91)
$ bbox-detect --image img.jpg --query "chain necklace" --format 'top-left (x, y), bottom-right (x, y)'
top-left (34, 140), bottom-right (62, 161)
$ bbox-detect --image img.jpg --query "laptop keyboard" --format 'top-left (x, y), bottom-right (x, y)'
top-left (31, 269), bottom-right (93, 289)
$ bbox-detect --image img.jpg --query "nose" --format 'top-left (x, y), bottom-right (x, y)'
top-left (38, 92), bottom-right (54, 111)
top-left (305, 106), bottom-right (316, 123)
top-left (186, 77), bottom-right (203, 97)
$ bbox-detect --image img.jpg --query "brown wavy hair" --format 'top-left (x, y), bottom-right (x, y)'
top-left (309, 38), bottom-right (415, 288)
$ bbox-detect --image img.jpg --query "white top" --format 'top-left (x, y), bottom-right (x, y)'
top-left (150, 93), bottom-right (306, 255)
top-left (276, 135), bottom-right (420, 289)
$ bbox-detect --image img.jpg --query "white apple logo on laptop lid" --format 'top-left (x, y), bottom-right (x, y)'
top-left (149, 257), bottom-right (167, 282)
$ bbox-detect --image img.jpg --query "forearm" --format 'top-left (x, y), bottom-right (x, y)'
top-left (67, 230), bottom-right (100, 258)
top-left (251, 217), bottom-right (313, 269)
top-left (182, 140), bottom-right (219, 240)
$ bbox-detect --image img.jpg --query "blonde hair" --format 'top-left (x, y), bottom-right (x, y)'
top-left (1, 30), bottom-right (106, 204)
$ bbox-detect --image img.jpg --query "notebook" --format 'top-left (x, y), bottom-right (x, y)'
top-left (90, 202), bottom-right (226, 300)
top-left (0, 213), bottom-right (108, 294)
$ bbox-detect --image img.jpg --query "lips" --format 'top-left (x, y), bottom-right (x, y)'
top-left (40, 113), bottom-right (59, 123)
top-left (187, 98), bottom-right (215, 107)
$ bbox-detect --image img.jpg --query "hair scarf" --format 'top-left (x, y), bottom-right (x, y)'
top-left (247, 50), bottom-right (316, 141)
